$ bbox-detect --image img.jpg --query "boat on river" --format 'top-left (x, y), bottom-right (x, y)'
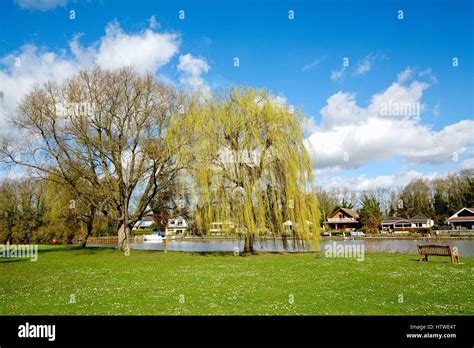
top-left (143, 234), bottom-right (164, 243)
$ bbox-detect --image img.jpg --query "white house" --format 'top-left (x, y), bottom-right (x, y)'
top-left (283, 220), bottom-right (313, 235)
top-left (447, 208), bottom-right (474, 230)
top-left (381, 216), bottom-right (434, 232)
top-left (165, 216), bottom-right (188, 236)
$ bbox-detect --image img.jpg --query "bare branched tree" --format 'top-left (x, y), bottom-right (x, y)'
top-left (0, 67), bottom-right (188, 251)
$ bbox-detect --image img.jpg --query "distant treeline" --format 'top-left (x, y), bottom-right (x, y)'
top-left (1, 169), bottom-right (472, 243)
top-left (316, 169), bottom-right (473, 232)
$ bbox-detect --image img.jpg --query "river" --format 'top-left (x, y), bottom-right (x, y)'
top-left (121, 238), bottom-right (474, 257)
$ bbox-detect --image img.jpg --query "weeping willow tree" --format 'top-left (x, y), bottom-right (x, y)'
top-left (181, 87), bottom-right (321, 253)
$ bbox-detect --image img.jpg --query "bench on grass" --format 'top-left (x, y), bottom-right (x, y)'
top-left (417, 244), bottom-right (460, 264)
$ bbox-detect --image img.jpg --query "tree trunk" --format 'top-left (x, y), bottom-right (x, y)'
top-left (118, 201), bottom-right (131, 251)
top-left (79, 220), bottom-right (93, 248)
top-left (243, 234), bottom-right (255, 254)
top-left (117, 223), bottom-right (130, 251)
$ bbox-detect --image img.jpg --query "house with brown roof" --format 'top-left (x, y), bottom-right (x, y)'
top-left (324, 208), bottom-right (361, 232)
top-left (447, 208), bottom-right (474, 230)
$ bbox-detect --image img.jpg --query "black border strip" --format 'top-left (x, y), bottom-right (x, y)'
top-left (0, 316), bottom-right (472, 346)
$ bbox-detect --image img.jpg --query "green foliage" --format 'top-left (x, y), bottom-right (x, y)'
top-left (393, 169), bottom-right (473, 225)
top-left (148, 223), bottom-right (158, 231)
top-left (358, 194), bottom-right (382, 232)
top-left (332, 198), bottom-right (354, 213)
top-left (339, 198), bottom-right (354, 210)
top-left (315, 188), bottom-right (338, 224)
top-left (180, 87), bottom-right (321, 251)
top-left (397, 179), bottom-right (433, 218)
top-left (0, 179), bottom-right (48, 243)
top-left (92, 225), bottom-right (116, 237)
top-left (0, 178), bottom-right (82, 244)
top-left (0, 181), bottom-right (18, 243)
top-left (433, 192), bottom-right (449, 225)
top-left (132, 228), bottom-right (157, 236)
top-left (40, 180), bottom-right (80, 243)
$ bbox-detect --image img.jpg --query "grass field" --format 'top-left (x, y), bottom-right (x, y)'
top-left (1, 246), bottom-right (473, 315)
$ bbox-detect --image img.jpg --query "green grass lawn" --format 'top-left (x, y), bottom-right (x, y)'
top-left (1, 246), bottom-right (473, 315)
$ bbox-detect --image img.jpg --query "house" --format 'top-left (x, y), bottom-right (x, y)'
top-left (283, 220), bottom-right (314, 235)
top-left (324, 208), bottom-right (361, 232)
top-left (208, 221), bottom-right (249, 235)
top-left (447, 208), bottom-right (474, 230)
top-left (409, 216), bottom-right (435, 228)
top-left (208, 221), bottom-right (235, 235)
top-left (165, 216), bottom-right (188, 236)
top-left (133, 214), bottom-right (159, 230)
top-left (381, 216), bottom-right (434, 232)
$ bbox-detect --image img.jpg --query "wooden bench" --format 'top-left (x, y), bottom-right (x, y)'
top-left (417, 244), bottom-right (460, 264)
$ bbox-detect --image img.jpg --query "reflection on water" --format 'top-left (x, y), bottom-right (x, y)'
top-left (128, 238), bottom-right (474, 257)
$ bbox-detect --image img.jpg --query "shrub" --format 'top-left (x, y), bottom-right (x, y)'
top-left (132, 228), bottom-right (157, 236)
top-left (92, 225), bottom-right (116, 237)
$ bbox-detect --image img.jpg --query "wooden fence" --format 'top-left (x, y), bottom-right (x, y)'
top-left (86, 236), bottom-right (144, 244)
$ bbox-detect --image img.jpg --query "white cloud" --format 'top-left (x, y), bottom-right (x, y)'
top-left (15, 0), bottom-right (67, 11)
top-left (354, 55), bottom-right (373, 75)
top-left (0, 45), bottom-right (78, 122)
top-left (305, 70), bottom-right (474, 174)
top-left (177, 54), bottom-right (211, 96)
top-left (419, 68), bottom-right (438, 84)
top-left (302, 58), bottom-right (321, 72)
top-left (460, 157), bottom-right (474, 170)
top-left (71, 21), bottom-right (179, 75)
top-left (397, 67), bottom-right (413, 84)
top-left (301, 116), bottom-right (318, 135)
top-left (354, 53), bottom-right (385, 76)
top-left (270, 95), bottom-right (287, 106)
top-left (148, 15), bottom-right (159, 29)
top-left (330, 67), bottom-right (346, 81)
top-left (317, 170), bottom-right (440, 191)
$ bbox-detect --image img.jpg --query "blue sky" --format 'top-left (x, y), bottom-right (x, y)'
top-left (0, 0), bottom-right (473, 190)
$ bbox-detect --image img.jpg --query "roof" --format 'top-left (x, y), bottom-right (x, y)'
top-left (382, 218), bottom-right (409, 224)
top-left (168, 215), bottom-right (186, 221)
top-left (341, 208), bottom-right (359, 218)
top-left (409, 216), bottom-right (431, 223)
top-left (448, 207), bottom-right (474, 219)
top-left (330, 207), bottom-right (359, 219)
top-left (382, 217), bottom-right (404, 223)
top-left (447, 216), bottom-right (474, 222)
top-left (382, 216), bottom-right (431, 224)
top-left (325, 219), bottom-right (360, 224)
top-left (142, 215), bottom-right (158, 222)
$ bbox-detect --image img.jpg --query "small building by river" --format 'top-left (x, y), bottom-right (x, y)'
top-left (381, 216), bottom-right (434, 233)
top-left (447, 208), bottom-right (474, 230)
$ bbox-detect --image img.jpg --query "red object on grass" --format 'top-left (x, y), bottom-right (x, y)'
top-left (52, 239), bottom-right (57, 245)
